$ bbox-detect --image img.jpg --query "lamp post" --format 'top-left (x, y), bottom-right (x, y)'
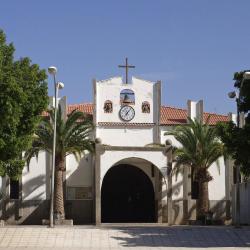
top-left (48, 66), bottom-right (64, 228)
top-left (228, 71), bottom-right (250, 227)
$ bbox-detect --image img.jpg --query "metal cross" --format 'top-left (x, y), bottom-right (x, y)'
top-left (118, 58), bottom-right (135, 84)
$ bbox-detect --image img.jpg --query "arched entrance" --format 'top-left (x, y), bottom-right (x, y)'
top-left (101, 164), bottom-right (156, 223)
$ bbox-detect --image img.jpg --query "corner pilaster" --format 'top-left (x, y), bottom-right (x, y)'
top-left (155, 168), bottom-right (163, 223)
top-left (183, 165), bottom-right (192, 223)
top-left (155, 80), bottom-right (161, 144)
top-left (95, 144), bottom-right (102, 225)
top-left (166, 146), bottom-right (173, 225)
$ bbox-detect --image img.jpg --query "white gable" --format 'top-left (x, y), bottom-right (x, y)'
top-left (94, 76), bottom-right (161, 146)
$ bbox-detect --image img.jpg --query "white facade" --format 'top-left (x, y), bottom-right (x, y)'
top-left (22, 151), bottom-right (49, 201)
top-left (0, 75), bottom-right (232, 225)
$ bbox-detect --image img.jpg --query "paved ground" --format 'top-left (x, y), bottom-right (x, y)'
top-left (0, 225), bottom-right (249, 249)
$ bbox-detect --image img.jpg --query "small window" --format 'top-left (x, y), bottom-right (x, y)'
top-left (191, 169), bottom-right (199, 199)
top-left (120, 89), bottom-right (135, 105)
top-left (142, 101), bottom-right (150, 113)
top-left (104, 100), bottom-right (113, 113)
top-left (233, 166), bottom-right (241, 184)
top-left (10, 179), bottom-right (19, 199)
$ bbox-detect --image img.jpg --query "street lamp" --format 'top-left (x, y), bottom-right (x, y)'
top-left (48, 66), bottom-right (64, 228)
top-left (228, 71), bottom-right (250, 227)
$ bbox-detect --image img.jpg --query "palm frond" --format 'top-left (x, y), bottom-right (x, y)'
top-left (166, 117), bottom-right (224, 177)
top-left (26, 105), bottom-right (94, 167)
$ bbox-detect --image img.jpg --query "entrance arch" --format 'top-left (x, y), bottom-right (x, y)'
top-left (101, 164), bottom-right (156, 223)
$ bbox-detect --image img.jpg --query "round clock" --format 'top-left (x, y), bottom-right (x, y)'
top-left (119, 105), bottom-right (135, 121)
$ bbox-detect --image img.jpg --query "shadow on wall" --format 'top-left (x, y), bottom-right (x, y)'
top-left (171, 199), bottom-right (196, 225)
top-left (1, 174), bottom-right (50, 225)
top-left (66, 155), bottom-right (91, 186)
top-left (162, 180), bottom-right (196, 225)
top-left (64, 155), bottom-right (94, 225)
top-left (170, 182), bottom-right (182, 222)
top-left (22, 174), bottom-right (46, 200)
top-left (170, 198), bottom-right (228, 225)
top-left (161, 175), bottom-right (229, 225)
top-left (209, 197), bottom-right (229, 222)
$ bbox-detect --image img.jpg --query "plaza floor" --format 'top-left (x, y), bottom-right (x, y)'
top-left (0, 225), bottom-right (249, 249)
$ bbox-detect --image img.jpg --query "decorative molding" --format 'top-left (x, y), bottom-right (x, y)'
top-left (97, 122), bottom-right (155, 127)
top-left (97, 145), bottom-right (170, 152)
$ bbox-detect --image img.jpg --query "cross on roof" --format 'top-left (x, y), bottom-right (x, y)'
top-left (118, 58), bottom-right (135, 84)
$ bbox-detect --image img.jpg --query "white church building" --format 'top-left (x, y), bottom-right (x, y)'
top-left (0, 76), bottom-right (233, 225)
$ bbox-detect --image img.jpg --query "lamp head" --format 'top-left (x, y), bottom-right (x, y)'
top-left (228, 91), bottom-right (236, 99)
top-left (57, 82), bottom-right (64, 89)
top-left (48, 66), bottom-right (57, 75)
top-left (243, 71), bottom-right (250, 80)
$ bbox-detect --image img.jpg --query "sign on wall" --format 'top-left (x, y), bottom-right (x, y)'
top-left (67, 186), bottom-right (92, 200)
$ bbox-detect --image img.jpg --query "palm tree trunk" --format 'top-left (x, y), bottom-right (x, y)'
top-left (197, 180), bottom-right (209, 220)
top-left (54, 155), bottom-right (65, 220)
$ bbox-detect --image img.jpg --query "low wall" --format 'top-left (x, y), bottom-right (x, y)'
top-left (0, 199), bottom-right (93, 225)
top-left (162, 199), bottom-right (228, 225)
top-left (65, 200), bottom-right (93, 224)
top-left (0, 200), bottom-right (49, 225)
top-left (0, 198), bottom-right (228, 225)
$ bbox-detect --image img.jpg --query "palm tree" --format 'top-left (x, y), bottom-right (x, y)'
top-left (165, 117), bottom-right (224, 220)
top-left (25, 106), bottom-right (94, 220)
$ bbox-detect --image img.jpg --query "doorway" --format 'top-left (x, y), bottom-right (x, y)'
top-left (101, 164), bottom-right (155, 222)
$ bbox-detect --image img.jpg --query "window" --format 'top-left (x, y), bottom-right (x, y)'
top-left (191, 169), bottom-right (199, 199)
top-left (104, 100), bottom-right (113, 113)
top-left (10, 179), bottom-right (19, 199)
top-left (233, 166), bottom-right (241, 184)
top-left (120, 89), bottom-right (135, 105)
top-left (142, 101), bottom-right (150, 113)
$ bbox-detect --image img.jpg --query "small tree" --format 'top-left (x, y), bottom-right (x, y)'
top-left (165, 118), bottom-right (224, 220)
top-left (0, 30), bottom-right (48, 179)
top-left (25, 106), bottom-right (94, 219)
top-left (216, 70), bottom-right (250, 180)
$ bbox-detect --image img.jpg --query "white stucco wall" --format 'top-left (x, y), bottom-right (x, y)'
top-left (208, 157), bottom-right (226, 200)
top-left (171, 170), bottom-right (184, 201)
top-left (22, 151), bottom-right (48, 200)
top-left (19, 84), bottom-right (227, 206)
top-left (160, 126), bottom-right (182, 147)
top-left (96, 127), bottom-right (154, 146)
top-left (161, 127), bottom-right (184, 200)
top-left (160, 126), bottom-right (226, 201)
top-left (99, 150), bottom-right (167, 187)
top-left (21, 97), bottom-right (68, 201)
top-left (66, 153), bottom-right (93, 187)
top-left (95, 77), bottom-right (160, 147)
top-left (96, 77), bottom-right (155, 124)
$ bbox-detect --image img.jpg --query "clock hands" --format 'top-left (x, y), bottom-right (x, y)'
top-left (119, 105), bottom-right (135, 121)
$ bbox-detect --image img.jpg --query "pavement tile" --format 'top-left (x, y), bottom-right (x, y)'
top-left (0, 225), bottom-right (249, 249)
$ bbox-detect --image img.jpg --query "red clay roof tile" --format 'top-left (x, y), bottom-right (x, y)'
top-left (67, 103), bottom-right (229, 126)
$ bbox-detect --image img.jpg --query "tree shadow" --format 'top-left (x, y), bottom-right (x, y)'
top-left (1, 174), bottom-right (49, 225)
top-left (108, 226), bottom-right (250, 248)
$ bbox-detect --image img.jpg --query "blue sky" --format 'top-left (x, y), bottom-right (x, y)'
top-left (1, 0), bottom-right (250, 114)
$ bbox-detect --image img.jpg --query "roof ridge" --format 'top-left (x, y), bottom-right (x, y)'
top-left (204, 111), bottom-right (228, 117)
top-left (161, 105), bottom-right (187, 111)
top-left (68, 103), bottom-right (93, 106)
top-left (67, 103), bottom-right (228, 117)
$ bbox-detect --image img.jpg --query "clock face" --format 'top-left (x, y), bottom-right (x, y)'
top-left (119, 105), bottom-right (135, 121)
